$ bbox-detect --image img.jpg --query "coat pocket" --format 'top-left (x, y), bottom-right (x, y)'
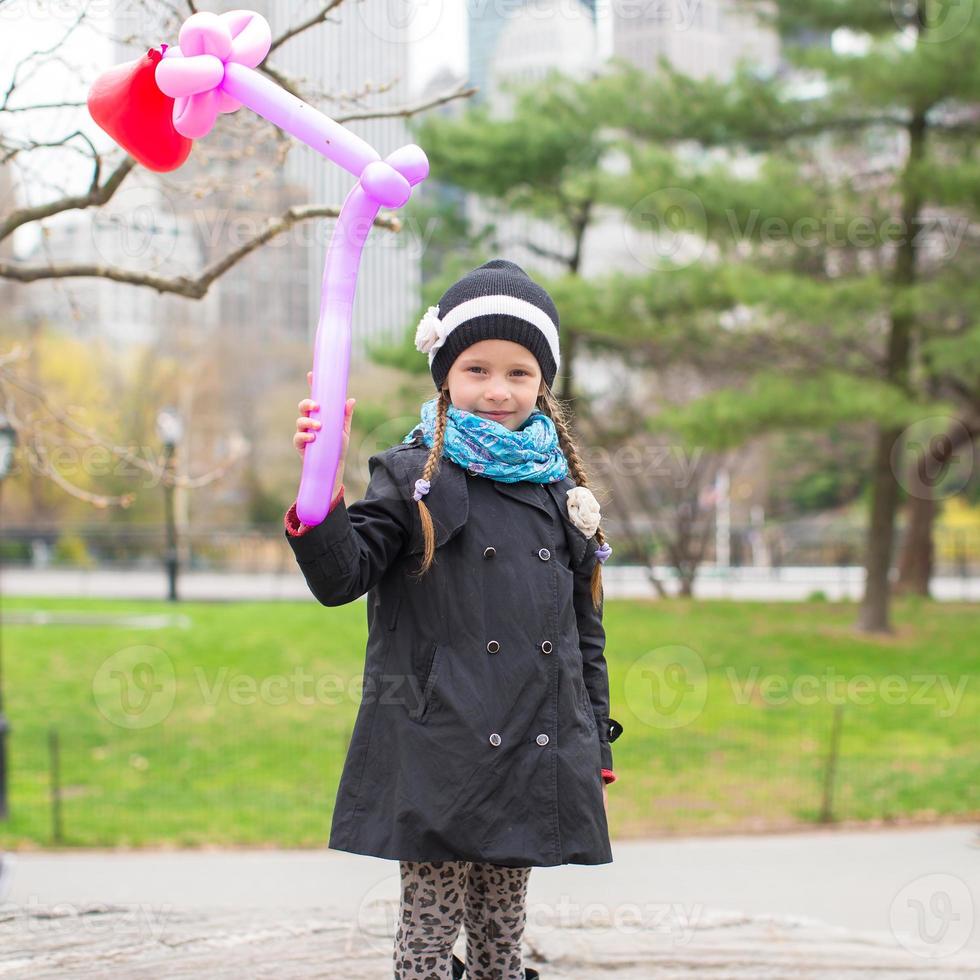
top-left (410, 641), bottom-right (443, 724)
top-left (577, 678), bottom-right (597, 732)
top-left (386, 590), bottom-right (401, 631)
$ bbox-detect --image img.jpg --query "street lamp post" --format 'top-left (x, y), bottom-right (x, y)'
top-left (156, 409), bottom-right (183, 603)
top-left (0, 413), bottom-right (18, 820)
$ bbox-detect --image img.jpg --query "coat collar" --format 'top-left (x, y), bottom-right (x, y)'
top-left (399, 432), bottom-right (593, 566)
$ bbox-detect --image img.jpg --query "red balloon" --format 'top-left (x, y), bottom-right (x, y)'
top-left (88, 46), bottom-right (193, 173)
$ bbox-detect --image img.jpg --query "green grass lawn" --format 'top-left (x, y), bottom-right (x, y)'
top-left (0, 595), bottom-right (976, 848)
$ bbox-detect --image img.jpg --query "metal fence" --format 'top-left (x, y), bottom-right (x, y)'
top-left (2, 521), bottom-right (978, 577)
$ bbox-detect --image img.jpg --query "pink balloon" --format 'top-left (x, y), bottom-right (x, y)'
top-left (155, 10), bottom-right (271, 137)
top-left (115, 9), bottom-right (429, 526)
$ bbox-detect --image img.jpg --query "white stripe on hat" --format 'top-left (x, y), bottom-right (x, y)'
top-left (430, 294), bottom-right (560, 374)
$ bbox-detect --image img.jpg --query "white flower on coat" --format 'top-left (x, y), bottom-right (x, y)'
top-left (414, 304), bottom-right (450, 356)
top-left (566, 486), bottom-right (601, 538)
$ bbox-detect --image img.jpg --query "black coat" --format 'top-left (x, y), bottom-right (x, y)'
top-left (284, 428), bottom-right (620, 867)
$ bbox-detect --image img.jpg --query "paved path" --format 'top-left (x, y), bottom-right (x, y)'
top-left (2, 825), bottom-right (978, 976)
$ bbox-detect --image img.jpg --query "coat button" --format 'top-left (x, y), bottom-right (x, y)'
top-left (483, 546), bottom-right (496, 559)
top-left (540, 640), bottom-right (553, 655)
top-left (536, 733), bottom-right (549, 746)
top-left (489, 733), bottom-right (501, 746)
top-left (487, 640), bottom-right (500, 654)
top-left (538, 548), bottom-right (551, 561)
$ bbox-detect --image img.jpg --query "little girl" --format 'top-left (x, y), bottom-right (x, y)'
top-left (284, 259), bottom-right (623, 980)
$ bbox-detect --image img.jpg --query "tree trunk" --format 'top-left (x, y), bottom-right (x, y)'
top-left (859, 425), bottom-right (904, 631)
top-left (557, 328), bottom-right (578, 403)
top-left (858, 107), bottom-right (926, 633)
top-left (894, 491), bottom-right (935, 597)
top-left (894, 416), bottom-right (979, 596)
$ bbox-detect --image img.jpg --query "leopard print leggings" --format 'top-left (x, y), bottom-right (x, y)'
top-left (393, 859), bottom-right (532, 980)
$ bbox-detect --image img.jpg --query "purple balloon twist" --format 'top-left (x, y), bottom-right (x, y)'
top-left (155, 10), bottom-right (430, 528)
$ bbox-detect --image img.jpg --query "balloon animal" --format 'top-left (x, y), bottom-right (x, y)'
top-left (88, 9), bottom-right (429, 525)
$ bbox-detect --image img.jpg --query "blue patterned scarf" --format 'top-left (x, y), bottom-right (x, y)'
top-left (402, 396), bottom-right (569, 484)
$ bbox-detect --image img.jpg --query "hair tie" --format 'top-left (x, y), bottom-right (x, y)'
top-left (413, 478), bottom-right (431, 502)
top-left (595, 542), bottom-right (612, 564)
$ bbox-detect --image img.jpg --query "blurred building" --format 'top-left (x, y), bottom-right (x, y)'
top-left (469, 0), bottom-right (599, 108)
top-left (465, 0), bottom-right (602, 283)
top-left (612, 0), bottom-right (781, 80)
top-left (266, 0), bottom-right (425, 360)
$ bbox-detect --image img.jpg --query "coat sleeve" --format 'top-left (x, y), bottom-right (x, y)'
top-left (573, 544), bottom-right (617, 777)
top-left (283, 451), bottom-right (413, 606)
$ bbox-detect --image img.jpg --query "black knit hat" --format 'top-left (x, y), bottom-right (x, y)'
top-left (413, 258), bottom-right (561, 391)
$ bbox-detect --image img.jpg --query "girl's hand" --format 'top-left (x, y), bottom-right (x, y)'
top-left (602, 782), bottom-right (608, 815)
top-left (295, 370), bottom-right (355, 501)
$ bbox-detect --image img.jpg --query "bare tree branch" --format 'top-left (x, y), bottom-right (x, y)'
top-left (1, 129), bottom-right (98, 166)
top-left (269, 0), bottom-right (348, 54)
top-left (504, 237), bottom-right (574, 267)
top-left (0, 156), bottom-right (135, 242)
top-left (1, 5), bottom-right (89, 111)
top-left (336, 82), bottom-right (479, 123)
top-left (0, 203), bottom-right (402, 295)
top-left (1, 100), bottom-right (89, 113)
top-left (258, 62), bottom-right (306, 101)
top-left (20, 436), bottom-right (138, 508)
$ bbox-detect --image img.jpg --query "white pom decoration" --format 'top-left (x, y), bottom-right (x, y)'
top-left (414, 304), bottom-right (450, 356)
top-left (566, 486), bottom-right (601, 538)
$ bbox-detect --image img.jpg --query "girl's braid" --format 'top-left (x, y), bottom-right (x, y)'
top-left (412, 387), bottom-right (451, 579)
top-left (540, 389), bottom-right (605, 611)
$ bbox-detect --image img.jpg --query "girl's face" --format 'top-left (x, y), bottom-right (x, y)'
top-left (442, 339), bottom-right (546, 431)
